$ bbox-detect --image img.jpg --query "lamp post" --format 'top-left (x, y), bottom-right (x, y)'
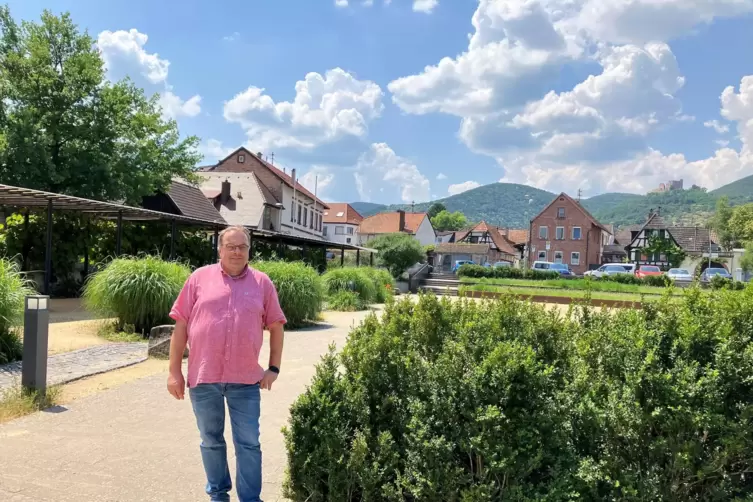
top-left (22, 295), bottom-right (50, 395)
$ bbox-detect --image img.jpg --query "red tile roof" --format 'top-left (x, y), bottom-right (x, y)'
top-left (323, 203), bottom-right (364, 225)
top-left (456, 220), bottom-right (518, 255)
top-left (359, 212), bottom-right (428, 235)
top-left (504, 229), bottom-right (529, 245)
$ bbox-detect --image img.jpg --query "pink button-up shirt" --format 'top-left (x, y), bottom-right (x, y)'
top-left (169, 263), bottom-right (286, 388)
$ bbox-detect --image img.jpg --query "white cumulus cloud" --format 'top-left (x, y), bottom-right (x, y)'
top-left (223, 68), bottom-right (383, 152)
top-left (354, 143), bottom-right (430, 203)
top-left (413, 0), bottom-right (438, 13)
top-left (299, 166), bottom-right (336, 200)
top-left (704, 119), bottom-right (730, 134)
top-left (448, 181), bottom-right (481, 195)
top-left (97, 29), bottom-right (201, 120)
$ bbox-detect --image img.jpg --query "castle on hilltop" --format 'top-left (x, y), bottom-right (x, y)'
top-left (649, 179), bottom-right (683, 194)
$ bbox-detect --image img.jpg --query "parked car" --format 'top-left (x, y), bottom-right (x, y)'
top-left (635, 265), bottom-right (663, 279)
top-left (700, 267), bottom-right (732, 283)
top-left (532, 261), bottom-right (554, 270)
top-left (585, 264), bottom-right (631, 278)
top-left (548, 263), bottom-right (574, 277)
top-left (493, 261), bottom-right (512, 268)
top-left (620, 263), bottom-right (637, 275)
top-left (451, 260), bottom-right (475, 273)
top-left (666, 268), bottom-right (693, 283)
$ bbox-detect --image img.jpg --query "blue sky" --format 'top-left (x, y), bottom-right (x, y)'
top-left (8, 0), bottom-right (753, 203)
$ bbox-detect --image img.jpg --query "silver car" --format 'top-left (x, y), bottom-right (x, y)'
top-left (667, 268), bottom-right (693, 283)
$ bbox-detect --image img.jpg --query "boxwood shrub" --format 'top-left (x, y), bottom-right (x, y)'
top-left (458, 263), bottom-right (561, 280)
top-left (283, 289), bottom-right (753, 501)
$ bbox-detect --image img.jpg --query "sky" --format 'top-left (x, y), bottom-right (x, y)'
top-left (8, 0), bottom-right (753, 204)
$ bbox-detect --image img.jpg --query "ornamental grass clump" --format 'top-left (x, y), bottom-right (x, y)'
top-left (0, 258), bottom-right (35, 364)
top-left (252, 260), bottom-right (324, 329)
top-left (322, 267), bottom-right (377, 304)
top-left (360, 266), bottom-right (395, 303)
top-left (82, 256), bottom-right (190, 335)
top-left (283, 287), bottom-right (753, 501)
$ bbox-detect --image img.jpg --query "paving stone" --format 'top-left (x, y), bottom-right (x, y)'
top-left (0, 343), bottom-right (148, 392)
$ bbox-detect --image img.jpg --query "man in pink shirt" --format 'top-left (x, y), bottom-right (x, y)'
top-left (167, 225), bottom-right (286, 502)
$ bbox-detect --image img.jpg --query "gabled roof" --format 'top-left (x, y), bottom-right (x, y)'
top-left (323, 203), bottom-right (364, 225)
top-left (667, 227), bottom-right (720, 253)
top-left (532, 192), bottom-right (611, 233)
top-left (504, 229), bottom-right (529, 245)
top-left (456, 220), bottom-right (518, 255)
top-left (359, 211), bottom-right (429, 235)
top-left (164, 180), bottom-right (226, 223)
top-left (200, 147), bottom-right (329, 209)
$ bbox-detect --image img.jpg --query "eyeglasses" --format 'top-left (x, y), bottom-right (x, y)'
top-left (224, 244), bottom-right (249, 253)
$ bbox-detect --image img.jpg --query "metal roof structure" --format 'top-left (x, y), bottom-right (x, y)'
top-left (0, 183), bottom-right (226, 226)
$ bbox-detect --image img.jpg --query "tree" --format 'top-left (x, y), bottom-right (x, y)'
top-left (368, 233), bottom-right (423, 278)
top-left (741, 243), bottom-right (753, 274)
top-left (710, 196), bottom-right (735, 250)
top-left (427, 202), bottom-right (447, 219)
top-left (639, 235), bottom-right (686, 268)
top-left (728, 203), bottom-right (753, 244)
top-left (0, 7), bottom-right (201, 204)
top-left (431, 209), bottom-right (468, 231)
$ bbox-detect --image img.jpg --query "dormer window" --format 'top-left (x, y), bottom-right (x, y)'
top-left (238, 154), bottom-right (245, 163)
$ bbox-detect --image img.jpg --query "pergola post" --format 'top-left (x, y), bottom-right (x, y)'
top-left (115, 211), bottom-right (123, 256)
top-left (340, 247), bottom-right (345, 266)
top-left (356, 249), bottom-right (360, 267)
top-left (169, 218), bottom-right (177, 260)
top-left (212, 226), bottom-right (219, 262)
top-left (370, 252), bottom-right (374, 266)
top-left (43, 200), bottom-right (53, 295)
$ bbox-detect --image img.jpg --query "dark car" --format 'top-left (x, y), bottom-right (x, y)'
top-left (700, 267), bottom-right (732, 283)
top-left (549, 263), bottom-right (573, 277)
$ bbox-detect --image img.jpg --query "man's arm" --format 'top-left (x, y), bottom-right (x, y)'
top-left (267, 321), bottom-right (284, 369)
top-left (167, 320), bottom-right (188, 399)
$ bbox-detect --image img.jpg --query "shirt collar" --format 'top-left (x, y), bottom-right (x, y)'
top-left (219, 262), bottom-right (249, 279)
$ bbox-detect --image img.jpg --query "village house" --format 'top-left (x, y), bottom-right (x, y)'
top-left (322, 203), bottom-right (364, 245)
top-left (623, 210), bottom-right (725, 272)
top-left (434, 221), bottom-right (519, 271)
top-left (527, 192), bottom-right (612, 275)
top-left (358, 210), bottom-right (436, 246)
top-left (197, 147), bottom-right (329, 239)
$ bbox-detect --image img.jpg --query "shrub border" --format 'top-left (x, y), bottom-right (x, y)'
top-left (458, 289), bottom-right (643, 309)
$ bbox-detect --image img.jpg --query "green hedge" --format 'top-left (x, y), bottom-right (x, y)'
top-left (0, 258), bottom-right (35, 364)
top-left (458, 263), bottom-right (561, 280)
top-left (82, 256), bottom-right (190, 335)
top-left (252, 260), bottom-right (324, 328)
top-left (283, 290), bottom-right (753, 501)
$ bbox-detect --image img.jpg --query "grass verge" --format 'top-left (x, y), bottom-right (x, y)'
top-left (458, 284), bottom-right (674, 302)
top-left (0, 385), bottom-right (62, 424)
top-left (459, 276), bottom-right (683, 296)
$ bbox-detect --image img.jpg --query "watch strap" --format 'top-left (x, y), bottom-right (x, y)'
top-left (268, 365), bottom-right (280, 374)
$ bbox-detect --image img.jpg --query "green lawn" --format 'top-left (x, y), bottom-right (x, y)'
top-left (458, 284), bottom-right (682, 303)
top-left (459, 277), bottom-right (683, 296)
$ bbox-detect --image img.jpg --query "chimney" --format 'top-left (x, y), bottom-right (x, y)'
top-left (397, 209), bottom-right (405, 232)
top-left (221, 179), bottom-right (231, 204)
top-left (256, 151), bottom-right (263, 159)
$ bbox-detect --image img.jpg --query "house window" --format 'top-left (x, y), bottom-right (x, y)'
top-left (304, 208), bottom-right (308, 227)
top-left (291, 202), bottom-right (295, 222)
top-left (335, 226), bottom-right (345, 235)
top-left (554, 251), bottom-right (564, 264)
top-left (556, 227), bottom-right (565, 240)
top-left (539, 226), bottom-right (548, 239)
top-left (297, 205), bottom-right (302, 224)
top-left (538, 250), bottom-right (547, 261)
top-left (346, 238), bottom-right (352, 244)
top-left (323, 225), bottom-right (328, 236)
top-left (310, 211), bottom-right (314, 229)
top-left (557, 207), bottom-right (565, 218)
top-left (238, 154), bottom-right (245, 163)
top-left (571, 252), bottom-right (580, 266)
top-left (347, 227), bottom-right (354, 235)
top-left (572, 227), bottom-right (582, 240)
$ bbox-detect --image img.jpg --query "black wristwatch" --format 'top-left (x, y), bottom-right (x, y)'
top-left (268, 365), bottom-right (280, 374)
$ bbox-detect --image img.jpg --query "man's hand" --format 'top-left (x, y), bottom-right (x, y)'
top-left (167, 371), bottom-right (185, 400)
top-left (260, 370), bottom-right (278, 391)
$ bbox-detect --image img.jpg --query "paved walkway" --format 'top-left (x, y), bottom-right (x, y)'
top-left (0, 343), bottom-right (148, 393)
top-left (0, 309), bottom-right (376, 502)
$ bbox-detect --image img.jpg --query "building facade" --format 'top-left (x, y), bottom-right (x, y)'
top-left (199, 147), bottom-right (328, 239)
top-left (322, 203), bottom-right (364, 245)
top-left (528, 193), bottom-right (612, 275)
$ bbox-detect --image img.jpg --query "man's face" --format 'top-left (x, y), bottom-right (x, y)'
top-left (219, 230), bottom-right (250, 271)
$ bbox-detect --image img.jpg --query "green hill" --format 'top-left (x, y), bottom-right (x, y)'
top-left (349, 175), bottom-right (753, 230)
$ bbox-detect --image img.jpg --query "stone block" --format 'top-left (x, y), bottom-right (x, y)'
top-left (147, 325), bottom-right (188, 359)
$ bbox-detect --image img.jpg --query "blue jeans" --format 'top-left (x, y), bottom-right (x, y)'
top-left (189, 383), bottom-right (263, 502)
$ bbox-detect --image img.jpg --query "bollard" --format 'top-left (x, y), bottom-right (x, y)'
top-left (22, 295), bottom-right (50, 395)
